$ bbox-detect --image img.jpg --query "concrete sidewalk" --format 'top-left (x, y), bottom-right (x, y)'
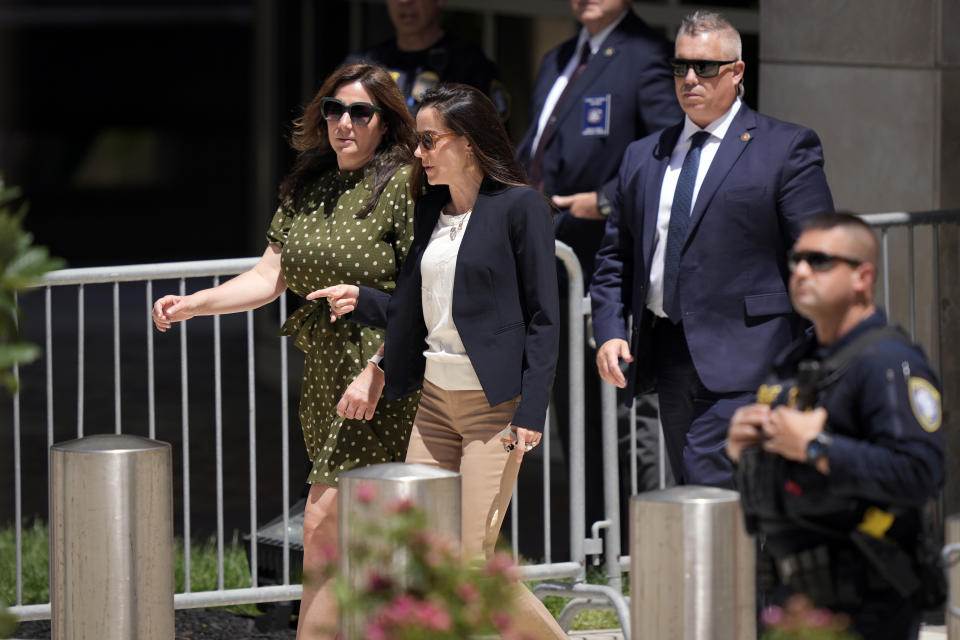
top-left (11, 626), bottom-right (948, 639)
top-left (567, 625), bottom-right (947, 639)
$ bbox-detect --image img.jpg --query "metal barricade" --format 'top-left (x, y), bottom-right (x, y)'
top-left (49, 434), bottom-right (174, 639)
top-left (4, 241), bottom-right (588, 623)
top-left (6, 257), bottom-right (300, 620)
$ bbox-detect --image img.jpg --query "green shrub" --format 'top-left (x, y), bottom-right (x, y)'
top-left (0, 522), bottom-right (261, 620)
top-left (0, 175), bottom-right (65, 392)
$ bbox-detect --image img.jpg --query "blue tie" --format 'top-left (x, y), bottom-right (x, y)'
top-left (662, 130), bottom-right (710, 323)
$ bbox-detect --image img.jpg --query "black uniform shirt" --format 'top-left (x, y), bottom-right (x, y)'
top-left (752, 309), bottom-right (945, 552)
top-left (765, 310), bottom-right (943, 503)
top-left (345, 33), bottom-right (509, 118)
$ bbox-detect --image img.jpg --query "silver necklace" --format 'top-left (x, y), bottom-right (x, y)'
top-left (445, 207), bottom-right (472, 241)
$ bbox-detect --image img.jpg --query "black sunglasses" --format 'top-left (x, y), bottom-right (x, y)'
top-left (787, 250), bottom-right (863, 273)
top-left (668, 58), bottom-right (738, 78)
top-left (320, 97), bottom-right (382, 126)
top-left (416, 130), bottom-right (457, 151)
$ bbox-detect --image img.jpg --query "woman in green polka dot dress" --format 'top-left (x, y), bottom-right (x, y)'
top-left (151, 63), bottom-right (420, 639)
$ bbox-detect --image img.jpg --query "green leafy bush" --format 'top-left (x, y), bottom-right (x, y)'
top-left (0, 175), bottom-right (65, 392)
top-left (0, 176), bottom-right (63, 637)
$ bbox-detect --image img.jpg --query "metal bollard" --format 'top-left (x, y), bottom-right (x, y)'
top-left (630, 486), bottom-right (755, 640)
top-left (947, 514), bottom-right (960, 639)
top-left (339, 462), bottom-right (461, 637)
top-left (50, 434), bottom-right (174, 640)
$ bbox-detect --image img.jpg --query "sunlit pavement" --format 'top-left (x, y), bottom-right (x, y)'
top-left (566, 625), bottom-right (947, 639)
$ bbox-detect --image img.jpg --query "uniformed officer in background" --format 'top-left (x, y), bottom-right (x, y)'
top-left (518, 0), bottom-right (682, 533)
top-left (726, 212), bottom-right (945, 640)
top-left (345, 0), bottom-right (509, 118)
top-left (518, 0), bottom-right (680, 281)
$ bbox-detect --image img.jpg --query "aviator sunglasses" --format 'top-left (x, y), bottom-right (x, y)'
top-left (416, 130), bottom-right (458, 151)
top-left (668, 58), bottom-right (738, 78)
top-left (320, 97), bottom-right (382, 126)
top-left (787, 250), bottom-right (863, 273)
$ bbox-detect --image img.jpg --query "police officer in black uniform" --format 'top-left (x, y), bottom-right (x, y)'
top-left (726, 212), bottom-right (945, 640)
top-left (345, 0), bottom-right (509, 118)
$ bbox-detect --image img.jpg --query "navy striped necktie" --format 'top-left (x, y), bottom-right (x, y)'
top-left (527, 41), bottom-right (591, 190)
top-left (662, 130), bottom-right (710, 323)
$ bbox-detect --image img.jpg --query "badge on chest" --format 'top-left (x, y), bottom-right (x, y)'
top-left (581, 94), bottom-right (611, 136)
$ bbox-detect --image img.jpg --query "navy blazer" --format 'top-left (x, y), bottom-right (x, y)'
top-left (350, 181), bottom-right (560, 431)
top-left (517, 10), bottom-right (681, 280)
top-left (591, 104), bottom-right (835, 397)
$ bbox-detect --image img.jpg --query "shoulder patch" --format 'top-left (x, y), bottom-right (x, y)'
top-left (411, 71), bottom-right (440, 102)
top-left (908, 376), bottom-right (941, 432)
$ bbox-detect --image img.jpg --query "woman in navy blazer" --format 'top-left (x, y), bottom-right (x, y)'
top-left (315, 84), bottom-right (564, 638)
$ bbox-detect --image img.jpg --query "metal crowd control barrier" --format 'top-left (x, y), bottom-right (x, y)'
top-left (50, 434), bottom-right (175, 639)
top-left (5, 241), bottom-right (587, 624)
top-left (530, 244), bottom-right (632, 635)
top-left (630, 487), bottom-right (755, 640)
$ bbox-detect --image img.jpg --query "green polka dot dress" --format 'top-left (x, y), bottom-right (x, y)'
top-left (266, 163), bottom-right (420, 486)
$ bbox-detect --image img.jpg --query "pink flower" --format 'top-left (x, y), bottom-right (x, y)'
top-left (356, 482), bottom-right (378, 504)
top-left (805, 607), bottom-right (834, 628)
top-left (456, 582), bottom-right (479, 603)
top-left (309, 543), bottom-right (338, 572)
top-left (484, 551), bottom-right (520, 581)
top-left (760, 605), bottom-right (784, 627)
top-left (491, 610), bottom-right (513, 631)
top-left (366, 570), bottom-right (393, 593)
top-left (363, 619), bottom-right (387, 640)
top-left (388, 496), bottom-right (415, 514)
top-left (415, 600), bottom-right (452, 631)
top-left (381, 594), bottom-right (417, 623)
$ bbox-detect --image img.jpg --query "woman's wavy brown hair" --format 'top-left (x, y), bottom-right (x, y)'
top-left (279, 63), bottom-right (417, 218)
top-left (409, 84), bottom-right (528, 199)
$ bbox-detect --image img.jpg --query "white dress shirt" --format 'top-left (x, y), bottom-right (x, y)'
top-left (420, 210), bottom-right (483, 390)
top-left (529, 10), bottom-right (629, 154)
top-left (646, 98), bottom-right (743, 317)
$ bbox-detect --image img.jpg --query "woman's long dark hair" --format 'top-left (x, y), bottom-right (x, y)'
top-left (278, 63), bottom-right (417, 218)
top-left (409, 84), bottom-right (528, 199)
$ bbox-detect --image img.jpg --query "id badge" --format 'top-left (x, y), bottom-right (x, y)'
top-left (581, 94), bottom-right (611, 136)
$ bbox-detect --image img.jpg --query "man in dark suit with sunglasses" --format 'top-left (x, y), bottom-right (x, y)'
top-left (726, 213), bottom-right (944, 640)
top-left (591, 10), bottom-right (834, 488)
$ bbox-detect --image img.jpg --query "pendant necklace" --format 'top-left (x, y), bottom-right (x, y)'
top-left (446, 207), bottom-right (472, 241)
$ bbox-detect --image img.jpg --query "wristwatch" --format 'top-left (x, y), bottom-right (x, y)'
top-left (596, 190), bottom-right (612, 217)
top-left (368, 353), bottom-right (384, 372)
top-left (805, 432), bottom-right (834, 465)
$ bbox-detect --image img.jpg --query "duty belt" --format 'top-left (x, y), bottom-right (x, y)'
top-left (772, 544), bottom-right (889, 608)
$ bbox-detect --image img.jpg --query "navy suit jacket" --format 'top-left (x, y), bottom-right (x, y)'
top-left (351, 181), bottom-right (560, 430)
top-left (516, 10), bottom-right (681, 281)
top-left (591, 104), bottom-right (835, 397)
